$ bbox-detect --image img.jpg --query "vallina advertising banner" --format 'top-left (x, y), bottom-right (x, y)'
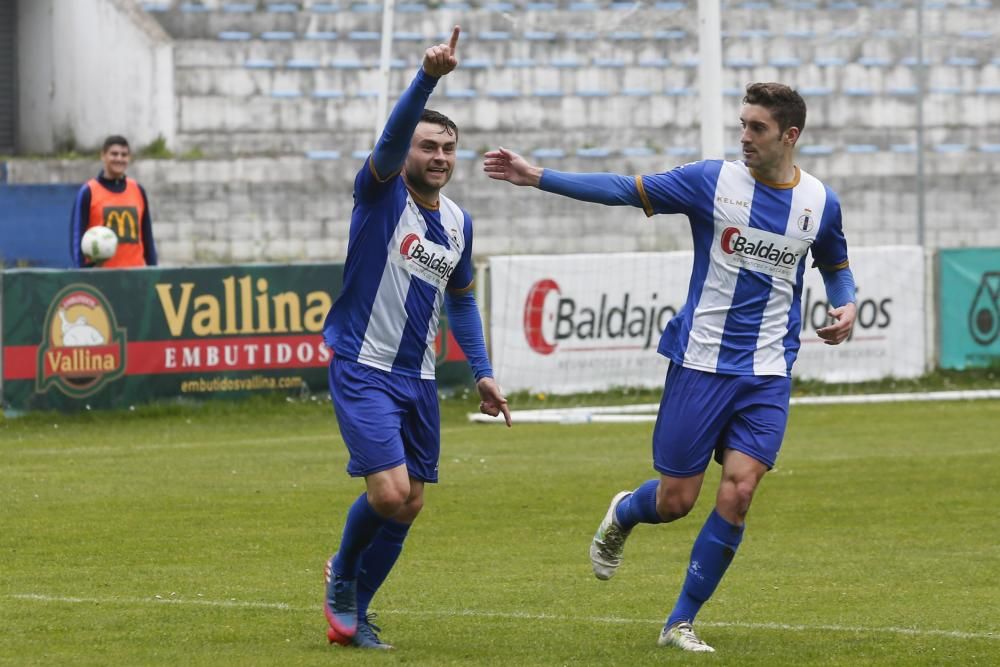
top-left (488, 246), bottom-right (925, 394)
top-left (939, 247), bottom-right (1000, 370)
top-left (1, 264), bottom-right (471, 412)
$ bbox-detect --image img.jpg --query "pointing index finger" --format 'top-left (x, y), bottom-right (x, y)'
top-left (448, 25), bottom-right (460, 53)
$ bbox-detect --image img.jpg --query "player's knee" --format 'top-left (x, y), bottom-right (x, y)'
top-left (718, 479), bottom-right (756, 518)
top-left (655, 494), bottom-right (695, 521)
top-left (368, 486), bottom-right (409, 516)
top-left (397, 494), bottom-right (424, 522)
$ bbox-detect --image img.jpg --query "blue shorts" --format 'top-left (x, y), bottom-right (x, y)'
top-left (652, 362), bottom-right (791, 477)
top-left (328, 357), bottom-right (440, 483)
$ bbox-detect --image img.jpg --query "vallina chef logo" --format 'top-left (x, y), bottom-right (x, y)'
top-left (36, 285), bottom-right (127, 397)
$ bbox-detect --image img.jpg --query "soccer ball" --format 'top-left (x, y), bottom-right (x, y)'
top-left (81, 226), bottom-right (119, 262)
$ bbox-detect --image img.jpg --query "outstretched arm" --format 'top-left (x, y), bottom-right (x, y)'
top-left (370, 26), bottom-right (461, 179)
top-left (483, 147), bottom-right (642, 207)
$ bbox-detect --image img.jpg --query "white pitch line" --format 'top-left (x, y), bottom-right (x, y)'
top-left (10, 594), bottom-right (997, 641)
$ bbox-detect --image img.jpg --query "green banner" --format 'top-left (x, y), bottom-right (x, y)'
top-left (939, 248), bottom-right (1000, 369)
top-left (1, 264), bottom-right (472, 412)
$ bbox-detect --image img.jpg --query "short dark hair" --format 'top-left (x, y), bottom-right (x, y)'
top-left (420, 109), bottom-right (458, 140)
top-left (102, 135), bottom-right (130, 152)
top-left (742, 83), bottom-right (807, 134)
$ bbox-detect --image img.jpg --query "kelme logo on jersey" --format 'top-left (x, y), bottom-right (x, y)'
top-left (36, 284), bottom-right (127, 398)
top-left (399, 232), bottom-right (457, 283)
top-left (523, 279), bottom-right (677, 355)
top-left (719, 226), bottom-right (809, 281)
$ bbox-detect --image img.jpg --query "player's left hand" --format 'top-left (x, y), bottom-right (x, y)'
top-left (476, 377), bottom-right (512, 427)
top-left (816, 302), bottom-right (857, 345)
top-left (423, 25), bottom-right (460, 78)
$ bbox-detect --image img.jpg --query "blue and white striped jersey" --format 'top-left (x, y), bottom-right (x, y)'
top-left (637, 159), bottom-right (849, 377)
top-left (323, 160), bottom-right (475, 379)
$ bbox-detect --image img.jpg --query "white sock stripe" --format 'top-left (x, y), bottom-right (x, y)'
top-left (10, 593), bottom-right (998, 641)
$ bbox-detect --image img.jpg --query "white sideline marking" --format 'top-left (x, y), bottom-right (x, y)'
top-left (10, 594), bottom-right (998, 641)
top-left (468, 389), bottom-right (1000, 424)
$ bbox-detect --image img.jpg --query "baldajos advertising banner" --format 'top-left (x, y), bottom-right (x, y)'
top-left (939, 248), bottom-right (1000, 370)
top-left (1, 264), bottom-right (471, 412)
top-left (488, 246), bottom-right (926, 394)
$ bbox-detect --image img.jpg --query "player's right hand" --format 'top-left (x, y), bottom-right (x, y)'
top-left (422, 25), bottom-right (460, 78)
top-left (482, 147), bottom-right (543, 187)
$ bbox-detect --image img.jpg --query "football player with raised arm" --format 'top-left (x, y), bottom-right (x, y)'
top-left (484, 82), bottom-right (856, 653)
top-left (322, 26), bottom-right (511, 650)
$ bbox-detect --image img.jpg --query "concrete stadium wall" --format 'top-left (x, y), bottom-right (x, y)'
top-left (16, 0), bottom-right (175, 153)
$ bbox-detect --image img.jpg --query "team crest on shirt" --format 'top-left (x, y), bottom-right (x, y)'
top-left (796, 209), bottom-right (814, 232)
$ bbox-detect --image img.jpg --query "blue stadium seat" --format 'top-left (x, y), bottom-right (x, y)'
top-left (551, 57), bottom-right (581, 68)
top-left (479, 31), bottom-right (511, 41)
top-left (738, 2), bottom-right (772, 9)
top-left (846, 144), bottom-right (879, 154)
top-left (578, 89), bottom-right (610, 97)
top-left (814, 56), bottom-right (847, 67)
top-left (486, 2), bottom-right (515, 11)
top-left (222, 3), bottom-right (255, 12)
top-left (531, 148), bottom-right (566, 158)
top-left (525, 31), bottom-right (557, 41)
top-left (567, 31), bottom-right (597, 40)
top-left (873, 1), bottom-right (901, 8)
top-left (665, 86), bottom-right (693, 96)
top-left (306, 150), bottom-right (342, 160)
top-left (390, 58), bottom-right (408, 69)
top-left (874, 29), bottom-right (899, 38)
top-left (947, 57), bottom-right (979, 67)
top-left (576, 147), bottom-right (613, 158)
top-left (831, 29), bottom-right (860, 39)
top-left (979, 144), bottom-right (1000, 153)
top-left (785, 29), bottom-right (815, 39)
top-left (739, 29), bottom-right (771, 39)
top-left (218, 31), bottom-right (252, 40)
top-left (799, 86), bottom-right (832, 96)
top-left (930, 86), bottom-right (963, 95)
top-left (654, 30), bottom-right (686, 40)
top-left (622, 147), bottom-right (655, 157)
top-left (355, 90), bottom-right (379, 98)
top-left (311, 3), bottom-right (339, 12)
top-left (769, 57), bottom-right (800, 68)
top-left (610, 31), bottom-right (643, 41)
top-left (463, 58), bottom-right (493, 69)
top-left (141, 2), bottom-right (170, 11)
top-left (397, 3), bottom-right (426, 11)
top-left (844, 88), bottom-right (875, 96)
top-left (261, 31), bottom-right (296, 40)
top-left (456, 149), bottom-right (477, 160)
top-left (526, 2), bottom-right (556, 10)
top-left (610, 1), bottom-right (635, 9)
top-left (532, 90), bottom-right (563, 98)
top-left (349, 31), bottom-right (380, 41)
top-left (330, 59), bottom-right (364, 69)
top-left (891, 144), bottom-right (916, 153)
top-left (593, 57), bottom-right (626, 68)
top-left (351, 150), bottom-right (371, 159)
top-left (900, 56), bottom-right (932, 66)
top-left (350, 3), bottom-right (381, 12)
top-left (723, 88), bottom-right (744, 97)
top-left (506, 58), bottom-right (537, 68)
top-left (887, 86), bottom-right (918, 96)
top-left (681, 57), bottom-right (700, 68)
top-left (623, 88), bottom-right (653, 97)
top-left (960, 30), bottom-right (992, 39)
top-left (287, 58), bottom-right (321, 69)
top-left (271, 90), bottom-right (302, 99)
top-left (726, 57), bottom-right (757, 68)
top-left (179, 3), bottom-right (209, 12)
top-left (440, 2), bottom-right (471, 9)
top-left (935, 144), bottom-right (967, 153)
top-left (666, 146), bottom-right (697, 156)
top-left (304, 31), bottom-right (338, 40)
top-left (977, 86), bottom-right (1000, 95)
top-left (487, 90), bottom-right (520, 99)
top-left (829, 1), bottom-right (859, 9)
top-left (445, 89), bottom-right (477, 99)
top-left (393, 31), bottom-right (423, 41)
top-left (639, 57), bottom-right (671, 67)
top-left (313, 90), bottom-right (345, 98)
top-left (654, 1), bottom-right (686, 9)
top-left (857, 56), bottom-right (892, 67)
top-left (800, 145), bottom-right (834, 156)
top-left (787, 1), bottom-right (817, 9)
top-left (245, 59), bottom-right (276, 69)
top-left (267, 3), bottom-right (299, 12)
top-left (569, 2), bottom-right (599, 10)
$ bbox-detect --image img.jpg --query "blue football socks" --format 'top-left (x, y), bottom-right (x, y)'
top-left (356, 519), bottom-right (412, 620)
top-left (666, 509), bottom-right (745, 626)
top-left (614, 479), bottom-right (664, 530)
top-left (332, 493), bottom-right (387, 578)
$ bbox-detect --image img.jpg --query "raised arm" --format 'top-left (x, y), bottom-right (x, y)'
top-left (482, 147), bottom-right (642, 207)
top-left (370, 26), bottom-right (461, 179)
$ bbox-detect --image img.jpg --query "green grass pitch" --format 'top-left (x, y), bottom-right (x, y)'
top-left (1, 395), bottom-right (998, 665)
